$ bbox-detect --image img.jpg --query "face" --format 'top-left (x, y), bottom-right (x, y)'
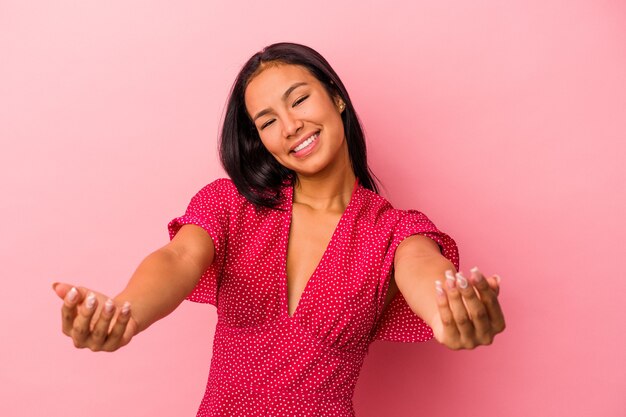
top-left (244, 63), bottom-right (348, 178)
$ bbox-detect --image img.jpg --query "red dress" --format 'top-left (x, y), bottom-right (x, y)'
top-left (168, 178), bottom-right (459, 417)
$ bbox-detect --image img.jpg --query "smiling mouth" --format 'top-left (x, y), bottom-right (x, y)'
top-left (291, 133), bottom-right (319, 153)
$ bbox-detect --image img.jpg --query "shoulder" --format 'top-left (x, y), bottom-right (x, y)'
top-left (195, 178), bottom-right (242, 201)
top-left (187, 178), bottom-right (250, 214)
top-left (356, 185), bottom-right (404, 226)
top-left (197, 178), bottom-right (238, 195)
top-left (355, 185), bottom-right (439, 235)
top-left (192, 178), bottom-right (289, 221)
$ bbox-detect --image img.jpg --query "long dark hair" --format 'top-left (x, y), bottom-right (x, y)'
top-left (220, 42), bottom-right (379, 208)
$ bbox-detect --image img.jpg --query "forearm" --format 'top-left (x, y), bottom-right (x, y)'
top-left (394, 253), bottom-right (456, 328)
top-left (114, 246), bottom-right (203, 334)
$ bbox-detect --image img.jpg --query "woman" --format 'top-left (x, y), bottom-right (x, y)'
top-left (53, 42), bottom-right (505, 416)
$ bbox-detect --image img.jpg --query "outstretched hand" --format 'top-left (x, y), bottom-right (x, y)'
top-left (52, 283), bottom-right (137, 352)
top-left (432, 267), bottom-right (505, 349)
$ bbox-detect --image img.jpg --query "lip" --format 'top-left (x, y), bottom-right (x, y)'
top-left (289, 131), bottom-right (320, 153)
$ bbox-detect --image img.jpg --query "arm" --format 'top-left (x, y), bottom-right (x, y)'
top-left (53, 224), bottom-right (214, 352)
top-left (393, 235), bottom-right (505, 349)
top-left (114, 224), bottom-right (214, 333)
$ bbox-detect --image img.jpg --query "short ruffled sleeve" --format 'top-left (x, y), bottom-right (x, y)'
top-left (167, 179), bottom-right (232, 306)
top-left (372, 209), bottom-right (460, 343)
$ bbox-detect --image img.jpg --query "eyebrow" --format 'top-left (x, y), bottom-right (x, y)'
top-left (252, 82), bottom-right (309, 122)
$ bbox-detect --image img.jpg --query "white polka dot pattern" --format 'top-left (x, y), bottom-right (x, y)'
top-left (168, 178), bottom-right (459, 416)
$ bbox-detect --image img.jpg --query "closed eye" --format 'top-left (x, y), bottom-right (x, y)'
top-left (293, 95), bottom-right (309, 106)
top-left (261, 119), bottom-right (275, 129)
top-left (259, 95), bottom-right (308, 130)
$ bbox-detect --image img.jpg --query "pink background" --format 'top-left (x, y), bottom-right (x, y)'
top-left (1, 1), bottom-right (624, 416)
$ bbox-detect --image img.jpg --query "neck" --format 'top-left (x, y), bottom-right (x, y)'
top-left (293, 168), bottom-right (357, 212)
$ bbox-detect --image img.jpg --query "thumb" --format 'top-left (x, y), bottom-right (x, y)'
top-left (52, 282), bottom-right (76, 299)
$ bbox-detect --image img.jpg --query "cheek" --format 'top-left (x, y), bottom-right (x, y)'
top-left (327, 114), bottom-right (344, 137)
top-left (258, 134), bottom-right (281, 155)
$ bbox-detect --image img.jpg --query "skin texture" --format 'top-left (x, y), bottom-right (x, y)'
top-left (53, 62), bottom-right (505, 351)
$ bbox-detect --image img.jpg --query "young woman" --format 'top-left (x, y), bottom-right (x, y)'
top-left (53, 42), bottom-right (505, 416)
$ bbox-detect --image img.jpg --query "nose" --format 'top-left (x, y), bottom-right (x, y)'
top-left (281, 111), bottom-right (303, 138)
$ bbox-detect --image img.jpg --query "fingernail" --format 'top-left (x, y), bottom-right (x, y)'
top-left (445, 270), bottom-right (456, 289)
top-left (104, 299), bottom-right (115, 314)
top-left (456, 272), bottom-right (468, 289)
top-left (435, 280), bottom-right (444, 296)
top-left (121, 301), bottom-right (131, 315)
top-left (67, 287), bottom-right (78, 303)
top-left (494, 274), bottom-right (502, 285)
top-left (470, 266), bottom-right (483, 282)
top-left (52, 282), bottom-right (59, 290)
top-left (85, 292), bottom-right (96, 310)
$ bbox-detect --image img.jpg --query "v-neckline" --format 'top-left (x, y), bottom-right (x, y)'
top-left (281, 179), bottom-right (360, 320)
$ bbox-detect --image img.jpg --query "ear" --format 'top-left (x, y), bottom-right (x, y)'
top-left (334, 96), bottom-right (346, 113)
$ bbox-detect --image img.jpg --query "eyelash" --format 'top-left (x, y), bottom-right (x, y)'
top-left (293, 95), bottom-right (309, 106)
top-left (260, 95), bottom-right (309, 130)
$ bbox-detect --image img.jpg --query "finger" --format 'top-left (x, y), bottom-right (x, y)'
top-left (468, 271), bottom-right (500, 295)
top-left (88, 299), bottom-right (116, 349)
top-left (456, 267), bottom-right (493, 344)
top-left (445, 271), bottom-right (476, 347)
top-left (471, 272), bottom-right (506, 333)
top-left (434, 280), bottom-right (461, 348)
top-left (53, 282), bottom-right (74, 299)
top-left (102, 302), bottom-right (132, 352)
top-left (61, 287), bottom-right (81, 336)
top-left (485, 275), bottom-right (501, 296)
top-left (71, 292), bottom-right (98, 348)
top-left (484, 294), bottom-right (506, 333)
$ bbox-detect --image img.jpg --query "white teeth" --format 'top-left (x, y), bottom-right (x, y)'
top-left (293, 133), bottom-right (318, 152)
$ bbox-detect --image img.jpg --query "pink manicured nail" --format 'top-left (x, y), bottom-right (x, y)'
top-left (445, 270), bottom-right (456, 289)
top-left (67, 287), bottom-right (78, 303)
top-left (85, 292), bottom-right (96, 310)
top-left (494, 274), bottom-right (502, 285)
top-left (104, 299), bottom-right (115, 314)
top-left (470, 266), bottom-right (483, 282)
top-left (121, 301), bottom-right (131, 315)
top-left (435, 280), bottom-right (444, 296)
top-left (456, 272), bottom-right (468, 289)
